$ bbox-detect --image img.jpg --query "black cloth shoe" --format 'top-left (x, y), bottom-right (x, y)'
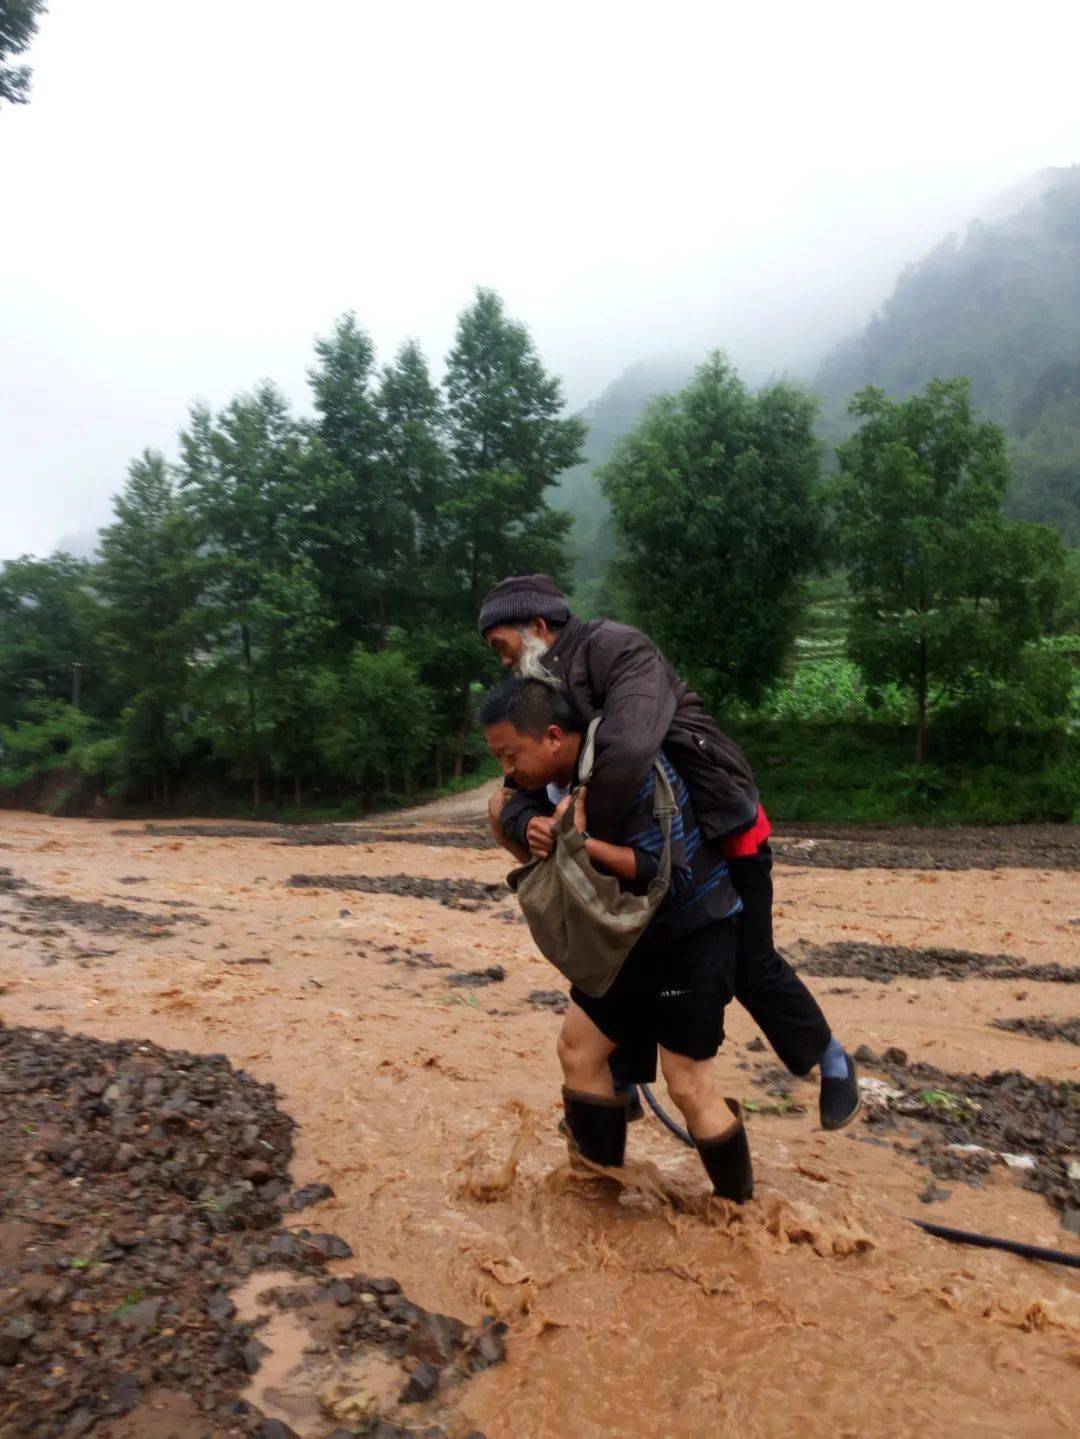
top-left (694, 1099), bottom-right (753, 1202)
top-left (562, 1087), bottom-right (629, 1167)
top-left (819, 1053), bottom-right (861, 1130)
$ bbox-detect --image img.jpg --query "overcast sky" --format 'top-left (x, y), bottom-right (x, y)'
top-left (4, 0), bottom-right (1080, 559)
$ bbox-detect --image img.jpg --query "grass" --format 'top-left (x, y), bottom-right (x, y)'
top-left (736, 719), bottom-right (1079, 825)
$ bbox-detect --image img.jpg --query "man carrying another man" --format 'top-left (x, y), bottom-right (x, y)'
top-left (478, 676), bottom-right (753, 1198)
top-left (477, 573), bottom-right (860, 1152)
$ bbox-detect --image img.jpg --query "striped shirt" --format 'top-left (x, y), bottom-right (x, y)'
top-left (616, 751), bottom-right (742, 951)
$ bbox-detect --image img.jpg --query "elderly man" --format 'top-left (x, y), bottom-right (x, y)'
top-left (478, 572), bottom-right (859, 1131)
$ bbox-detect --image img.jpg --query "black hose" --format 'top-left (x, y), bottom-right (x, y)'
top-left (911, 1218), bottom-right (1080, 1269)
top-left (640, 1082), bottom-right (694, 1147)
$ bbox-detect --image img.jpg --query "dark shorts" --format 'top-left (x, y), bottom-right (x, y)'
top-left (570, 920), bottom-right (737, 1062)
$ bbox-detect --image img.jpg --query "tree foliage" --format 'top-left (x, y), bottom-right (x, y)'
top-left (0, 289), bottom-right (580, 810)
top-left (830, 379), bottom-right (1070, 759)
top-left (601, 353), bottom-right (823, 706)
top-left (0, 0), bottom-right (47, 106)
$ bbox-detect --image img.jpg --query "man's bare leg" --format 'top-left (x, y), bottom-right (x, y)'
top-left (557, 1000), bottom-right (616, 1097)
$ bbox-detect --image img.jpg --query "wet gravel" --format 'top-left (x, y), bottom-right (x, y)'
top-left (0, 867), bottom-right (207, 943)
top-left (772, 822), bottom-right (1080, 871)
top-left (855, 1050), bottom-right (1080, 1224)
top-left (789, 939), bottom-right (1079, 984)
top-left (288, 873), bottom-right (507, 910)
top-left (991, 1016), bottom-right (1080, 1047)
top-left (0, 1024), bottom-right (499, 1437)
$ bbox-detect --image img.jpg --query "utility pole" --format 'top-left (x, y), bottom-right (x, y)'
top-left (71, 661), bottom-right (83, 710)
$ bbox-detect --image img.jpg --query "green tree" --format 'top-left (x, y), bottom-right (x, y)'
top-left (601, 353), bottom-right (823, 708)
top-left (0, 0), bottom-right (47, 106)
top-left (307, 313), bottom-right (399, 645)
top-left (0, 553), bottom-right (99, 723)
top-left (316, 647), bottom-right (433, 798)
top-left (831, 379), bottom-right (1069, 761)
top-left (178, 384), bottom-right (329, 807)
top-left (95, 451), bottom-right (199, 803)
top-left (376, 337), bottom-right (449, 618)
top-left (440, 288), bottom-right (583, 770)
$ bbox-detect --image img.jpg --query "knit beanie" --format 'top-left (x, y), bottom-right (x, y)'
top-left (477, 574), bottom-right (571, 635)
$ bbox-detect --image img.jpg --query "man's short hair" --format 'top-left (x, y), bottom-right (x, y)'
top-left (475, 678), bottom-right (578, 738)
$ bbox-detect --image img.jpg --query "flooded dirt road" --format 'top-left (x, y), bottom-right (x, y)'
top-left (2, 795), bottom-right (1079, 1438)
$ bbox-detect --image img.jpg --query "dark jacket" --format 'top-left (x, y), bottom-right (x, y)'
top-left (500, 616), bottom-right (758, 846)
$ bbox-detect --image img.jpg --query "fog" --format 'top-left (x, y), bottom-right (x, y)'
top-left (3, 0), bottom-right (1080, 558)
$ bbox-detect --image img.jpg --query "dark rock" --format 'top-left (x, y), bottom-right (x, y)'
top-left (446, 965), bottom-right (507, 987)
top-left (103, 1371), bottom-right (141, 1415)
top-left (1061, 1207), bottom-right (1080, 1236)
top-left (296, 1229), bottom-right (353, 1262)
top-left (120, 1295), bottom-right (162, 1338)
top-left (918, 1182), bottom-right (952, 1205)
top-left (368, 1276), bottom-right (402, 1295)
top-left (406, 1311), bottom-right (466, 1364)
top-left (883, 1047), bottom-right (909, 1066)
top-left (285, 1181), bottom-right (335, 1211)
top-left (527, 989), bottom-right (568, 1014)
top-left (745, 1037), bottom-right (766, 1053)
top-left (854, 1044), bottom-right (880, 1064)
top-left (258, 1422), bottom-right (303, 1439)
top-left (400, 1360), bottom-right (442, 1403)
top-left (207, 1289), bottom-right (237, 1324)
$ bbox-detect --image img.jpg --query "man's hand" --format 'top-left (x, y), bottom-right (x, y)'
top-left (526, 815), bottom-right (556, 857)
top-left (487, 786), bottom-right (531, 863)
top-left (554, 787), bottom-right (587, 834)
top-left (488, 785), bottom-right (511, 828)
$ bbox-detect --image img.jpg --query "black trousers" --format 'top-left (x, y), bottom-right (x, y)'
top-left (608, 842), bottom-right (831, 1086)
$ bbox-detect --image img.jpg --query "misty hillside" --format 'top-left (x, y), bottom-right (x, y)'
top-left (558, 168), bottom-right (1080, 576)
top-left (816, 165), bottom-right (1080, 542)
top-left (553, 357), bottom-right (698, 587)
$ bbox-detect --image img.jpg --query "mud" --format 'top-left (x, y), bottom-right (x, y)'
top-left (0, 1023), bottom-right (498, 1438)
top-left (287, 873), bottom-right (506, 909)
top-left (135, 821), bottom-right (493, 851)
top-left (2, 804), bottom-right (1079, 1438)
top-left (773, 821), bottom-right (1080, 871)
top-left (791, 938), bottom-right (1080, 984)
top-left (992, 1016), bottom-right (1080, 1047)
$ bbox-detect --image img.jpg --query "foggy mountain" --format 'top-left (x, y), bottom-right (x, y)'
top-left (553, 357), bottom-right (700, 588)
top-left (558, 166), bottom-right (1080, 579)
top-left (816, 165), bottom-right (1080, 541)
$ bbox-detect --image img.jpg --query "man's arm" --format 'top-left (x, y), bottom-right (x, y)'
top-left (492, 781), bottom-right (556, 860)
top-left (581, 628), bottom-right (678, 838)
top-left (555, 789), bottom-right (655, 888)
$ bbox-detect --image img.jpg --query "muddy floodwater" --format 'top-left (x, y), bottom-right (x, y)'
top-left (2, 793), bottom-right (1079, 1438)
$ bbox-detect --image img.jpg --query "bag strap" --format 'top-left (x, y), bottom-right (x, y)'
top-left (576, 715), bottom-right (603, 784)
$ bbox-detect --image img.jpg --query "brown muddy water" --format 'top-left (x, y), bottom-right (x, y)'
top-left (2, 794), bottom-right (1079, 1438)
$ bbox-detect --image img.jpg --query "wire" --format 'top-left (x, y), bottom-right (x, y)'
top-left (640, 1082), bottom-right (694, 1147)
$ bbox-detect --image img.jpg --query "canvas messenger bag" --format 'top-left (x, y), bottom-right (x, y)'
top-left (506, 717), bottom-right (678, 998)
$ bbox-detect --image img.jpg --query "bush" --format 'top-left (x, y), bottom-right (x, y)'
top-left (0, 700), bottom-right (100, 788)
top-left (736, 720), bottom-right (1080, 824)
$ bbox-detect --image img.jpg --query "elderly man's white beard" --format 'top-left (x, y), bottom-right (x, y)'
top-left (514, 631), bottom-right (559, 685)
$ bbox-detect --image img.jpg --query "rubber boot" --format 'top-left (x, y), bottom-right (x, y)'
top-left (561, 1087), bottom-right (630, 1168)
top-left (694, 1098), bottom-right (753, 1202)
top-left (612, 1077), bottom-right (645, 1122)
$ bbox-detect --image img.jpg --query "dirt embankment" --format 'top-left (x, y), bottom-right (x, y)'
top-left (1, 804), bottom-right (1079, 1439)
